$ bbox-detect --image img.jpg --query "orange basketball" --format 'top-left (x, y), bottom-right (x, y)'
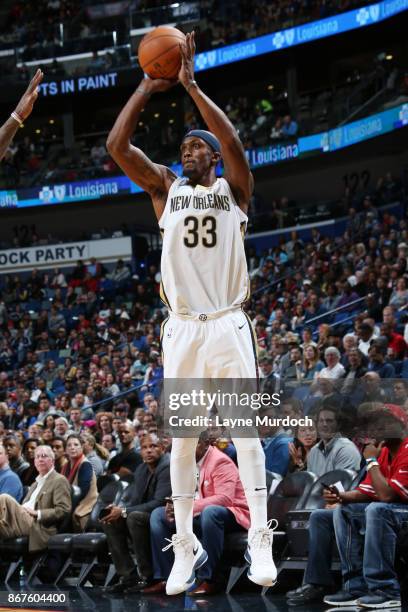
top-left (138, 26), bottom-right (186, 80)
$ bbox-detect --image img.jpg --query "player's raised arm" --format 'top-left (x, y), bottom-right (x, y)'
top-left (106, 78), bottom-right (177, 215)
top-left (0, 68), bottom-right (43, 162)
top-left (179, 32), bottom-right (253, 213)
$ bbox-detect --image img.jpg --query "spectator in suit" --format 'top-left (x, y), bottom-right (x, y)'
top-left (145, 432), bottom-right (250, 595)
top-left (0, 445), bottom-right (71, 552)
top-left (0, 443), bottom-right (23, 501)
top-left (61, 434), bottom-right (98, 531)
top-left (102, 434), bottom-right (171, 594)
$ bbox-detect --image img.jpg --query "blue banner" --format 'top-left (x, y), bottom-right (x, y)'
top-left (298, 102), bottom-right (408, 155)
top-left (194, 0), bottom-right (408, 73)
top-left (1, 103), bottom-right (407, 210)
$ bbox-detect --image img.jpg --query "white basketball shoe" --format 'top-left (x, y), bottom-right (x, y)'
top-left (245, 519), bottom-right (278, 587)
top-left (163, 533), bottom-right (208, 596)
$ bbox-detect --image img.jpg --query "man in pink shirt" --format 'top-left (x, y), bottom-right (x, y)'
top-left (145, 432), bottom-right (249, 595)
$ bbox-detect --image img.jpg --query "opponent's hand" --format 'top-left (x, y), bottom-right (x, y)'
top-left (179, 31), bottom-right (196, 90)
top-left (14, 69), bottom-right (44, 121)
top-left (139, 76), bottom-right (177, 96)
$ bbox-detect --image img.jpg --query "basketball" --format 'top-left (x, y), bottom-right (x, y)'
top-left (138, 26), bottom-right (186, 80)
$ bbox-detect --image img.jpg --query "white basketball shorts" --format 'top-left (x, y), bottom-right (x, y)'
top-left (160, 309), bottom-right (258, 379)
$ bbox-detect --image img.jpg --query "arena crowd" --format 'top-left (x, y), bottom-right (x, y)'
top-left (0, 170), bottom-right (406, 600)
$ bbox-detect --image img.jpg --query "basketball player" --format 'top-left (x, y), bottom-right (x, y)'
top-left (107, 32), bottom-right (276, 595)
top-left (0, 69), bottom-right (43, 162)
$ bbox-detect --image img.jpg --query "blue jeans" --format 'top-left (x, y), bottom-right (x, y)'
top-left (150, 505), bottom-right (244, 581)
top-left (304, 508), bottom-right (336, 586)
top-left (333, 502), bottom-right (408, 597)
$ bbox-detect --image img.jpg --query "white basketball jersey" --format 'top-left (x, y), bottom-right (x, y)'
top-left (159, 177), bottom-right (249, 316)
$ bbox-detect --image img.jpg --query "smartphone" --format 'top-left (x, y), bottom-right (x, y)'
top-left (322, 482), bottom-right (339, 495)
top-left (98, 507), bottom-right (111, 520)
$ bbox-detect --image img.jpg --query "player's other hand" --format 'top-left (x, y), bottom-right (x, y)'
top-left (179, 31), bottom-right (196, 90)
top-left (14, 68), bottom-right (43, 121)
top-left (139, 76), bottom-right (177, 95)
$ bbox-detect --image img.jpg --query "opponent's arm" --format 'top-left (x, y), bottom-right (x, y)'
top-left (0, 69), bottom-right (43, 162)
top-left (106, 79), bottom-right (177, 218)
top-left (179, 32), bottom-right (253, 213)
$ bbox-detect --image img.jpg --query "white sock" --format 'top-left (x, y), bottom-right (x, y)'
top-left (233, 437), bottom-right (268, 530)
top-left (170, 437), bottom-right (198, 535)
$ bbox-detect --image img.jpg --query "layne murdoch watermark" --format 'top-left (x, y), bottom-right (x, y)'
top-left (168, 390), bottom-right (282, 411)
top-left (167, 414), bottom-right (314, 428)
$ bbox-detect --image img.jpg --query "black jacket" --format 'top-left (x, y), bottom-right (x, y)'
top-left (119, 453), bottom-right (171, 515)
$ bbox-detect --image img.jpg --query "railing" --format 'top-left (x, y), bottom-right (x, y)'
top-left (130, 1), bottom-right (201, 32)
top-left (304, 294), bottom-right (371, 326)
top-left (16, 32), bottom-right (118, 64)
top-left (86, 380), bottom-right (158, 413)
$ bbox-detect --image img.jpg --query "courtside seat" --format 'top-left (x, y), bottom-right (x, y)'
top-left (0, 484), bottom-right (84, 585)
top-left (225, 471), bottom-right (317, 593)
top-left (53, 479), bottom-right (129, 586)
top-left (47, 533), bottom-right (74, 555)
top-left (0, 536), bottom-right (30, 583)
top-left (281, 469), bottom-right (356, 570)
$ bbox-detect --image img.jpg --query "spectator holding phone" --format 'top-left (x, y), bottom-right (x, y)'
top-left (324, 410), bottom-right (408, 609)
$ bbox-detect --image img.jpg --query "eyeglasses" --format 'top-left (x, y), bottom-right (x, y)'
top-left (35, 453), bottom-right (52, 459)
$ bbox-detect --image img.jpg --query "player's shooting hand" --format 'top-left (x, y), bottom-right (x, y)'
top-left (139, 76), bottom-right (177, 95)
top-left (14, 69), bottom-right (43, 121)
top-left (179, 31), bottom-right (196, 90)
